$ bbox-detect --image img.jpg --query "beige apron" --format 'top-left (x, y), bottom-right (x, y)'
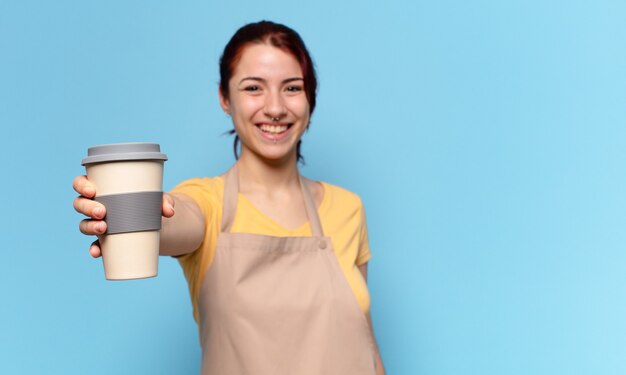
top-left (198, 165), bottom-right (376, 375)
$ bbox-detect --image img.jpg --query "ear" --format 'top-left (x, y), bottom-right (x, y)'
top-left (218, 87), bottom-right (230, 114)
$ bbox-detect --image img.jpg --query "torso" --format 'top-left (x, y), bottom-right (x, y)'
top-left (173, 173), bottom-right (373, 324)
top-left (198, 166), bottom-right (376, 374)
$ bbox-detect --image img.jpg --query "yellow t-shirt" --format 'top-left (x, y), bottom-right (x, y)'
top-left (172, 176), bottom-right (372, 324)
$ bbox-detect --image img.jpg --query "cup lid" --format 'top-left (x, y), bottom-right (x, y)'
top-left (82, 142), bottom-right (168, 165)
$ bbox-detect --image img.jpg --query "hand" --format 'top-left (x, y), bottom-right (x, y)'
top-left (72, 175), bottom-right (175, 258)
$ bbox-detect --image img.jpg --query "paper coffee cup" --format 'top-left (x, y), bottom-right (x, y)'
top-left (82, 142), bottom-right (167, 280)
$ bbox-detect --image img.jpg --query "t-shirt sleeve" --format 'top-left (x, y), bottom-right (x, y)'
top-left (355, 199), bottom-right (372, 266)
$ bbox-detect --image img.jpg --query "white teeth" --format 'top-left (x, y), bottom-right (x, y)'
top-left (259, 124), bottom-right (288, 134)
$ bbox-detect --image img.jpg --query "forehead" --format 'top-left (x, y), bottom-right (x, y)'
top-left (232, 43), bottom-right (303, 79)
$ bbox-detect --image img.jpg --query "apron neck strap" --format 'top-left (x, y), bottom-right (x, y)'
top-left (220, 164), bottom-right (324, 237)
top-left (298, 174), bottom-right (324, 237)
top-left (220, 164), bottom-right (239, 233)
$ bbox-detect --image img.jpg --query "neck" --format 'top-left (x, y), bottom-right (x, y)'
top-left (236, 150), bottom-right (300, 193)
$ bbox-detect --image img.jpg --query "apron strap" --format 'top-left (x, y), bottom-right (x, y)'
top-left (220, 164), bottom-right (324, 237)
top-left (220, 165), bottom-right (239, 233)
top-left (299, 175), bottom-right (324, 237)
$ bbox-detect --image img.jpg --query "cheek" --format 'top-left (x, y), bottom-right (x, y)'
top-left (288, 97), bottom-right (310, 118)
top-left (231, 96), bottom-right (263, 119)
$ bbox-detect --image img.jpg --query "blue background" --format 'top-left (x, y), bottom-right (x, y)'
top-left (1, 0), bottom-right (625, 374)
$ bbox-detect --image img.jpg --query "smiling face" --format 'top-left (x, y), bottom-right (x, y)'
top-left (219, 43), bottom-right (311, 165)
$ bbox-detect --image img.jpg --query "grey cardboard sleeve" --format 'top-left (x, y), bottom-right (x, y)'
top-left (95, 191), bottom-right (163, 234)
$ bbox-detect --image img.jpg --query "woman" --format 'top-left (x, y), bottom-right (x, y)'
top-left (73, 21), bottom-right (385, 375)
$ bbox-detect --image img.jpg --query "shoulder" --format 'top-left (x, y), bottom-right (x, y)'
top-left (172, 176), bottom-right (224, 194)
top-left (170, 176), bottom-right (225, 208)
top-left (321, 181), bottom-right (363, 204)
top-left (316, 180), bottom-right (366, 220)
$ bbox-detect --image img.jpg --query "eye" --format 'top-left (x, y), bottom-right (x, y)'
top-left (244, 85), bottom-right (261, 92)
top-left (285, 85), bottom-right (303, 93)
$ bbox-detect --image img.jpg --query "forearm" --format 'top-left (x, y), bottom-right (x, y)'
top-left (159, 193), bottom-right (205, 256)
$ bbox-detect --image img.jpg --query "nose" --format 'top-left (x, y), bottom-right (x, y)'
top-left (263, 90), bottom-right (287, 120)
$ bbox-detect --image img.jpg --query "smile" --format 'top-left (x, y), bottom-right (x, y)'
top-left (255, 122), bottom-right (293, 143)
top-left (258, 123), bottom-right (290, 134)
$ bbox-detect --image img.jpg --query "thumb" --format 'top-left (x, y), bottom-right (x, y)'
top-left (162, 193), bottom-right (175, 218)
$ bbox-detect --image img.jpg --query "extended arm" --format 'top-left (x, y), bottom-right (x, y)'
top-left (73, 175), bottom-right (205, 258)
top-left (159, 193), bottom-right (205, 256)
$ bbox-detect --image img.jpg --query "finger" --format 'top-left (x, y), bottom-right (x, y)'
top-left (162, 193), bottom-right (175, 218)
top-left (89, 240), bottom-right (102, 258)
top-left (73, 196), bottom-right (106, 219)
top-left (79, 219), bottom-right (107, 236)
top-left (72, 175), bottom-right (96, 198)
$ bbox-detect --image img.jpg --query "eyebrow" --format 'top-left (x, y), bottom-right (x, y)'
top-left (238, 77), bottom-right (304, 85)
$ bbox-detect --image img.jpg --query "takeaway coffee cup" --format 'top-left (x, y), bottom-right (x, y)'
top-left (82, 142), bottom-right (167, 280)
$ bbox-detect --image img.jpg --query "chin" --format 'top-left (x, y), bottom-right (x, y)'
top-left (254, 147), bottom-right (298, 165)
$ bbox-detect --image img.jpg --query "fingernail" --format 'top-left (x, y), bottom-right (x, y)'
top-left (96, 222), bottom-right (105, 233)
